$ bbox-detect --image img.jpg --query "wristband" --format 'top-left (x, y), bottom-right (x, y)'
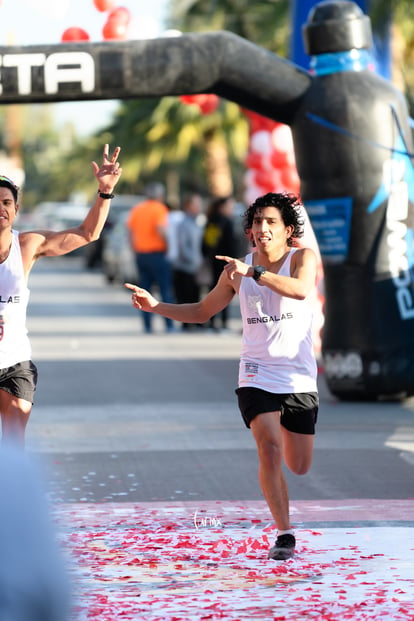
top-left (97, 190), bottom-right (115, 199)
top-left (252, 265), bottom-right (266, 281)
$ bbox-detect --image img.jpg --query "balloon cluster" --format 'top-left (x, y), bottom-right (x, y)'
top-left (243, 110), bottom-right (324, 356)
top-left (61, 0), bottom-right (131, 42)
top-left (179, 94), bottom-right (220, 115)
top-left (242, 110), bottom-right (300, 206)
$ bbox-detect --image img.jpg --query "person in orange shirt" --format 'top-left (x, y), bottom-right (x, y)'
top-left (127, 182), bottom-right (174, 333)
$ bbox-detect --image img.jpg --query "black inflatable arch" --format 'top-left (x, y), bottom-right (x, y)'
top-left (2, 1), bottom-right (414, 400)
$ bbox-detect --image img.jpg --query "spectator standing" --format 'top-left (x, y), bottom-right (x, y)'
top-left (202, 195), bottom-right (237, 331)
top-left (172, 193), bottom-right (204, 331)
top-left (166, 205), bottom-right (184, 268)
top-left (127, 182), bottom-right (174, 333)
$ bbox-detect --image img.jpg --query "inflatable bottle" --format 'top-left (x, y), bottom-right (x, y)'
top-left (294, 1), bottom-right (414, 399)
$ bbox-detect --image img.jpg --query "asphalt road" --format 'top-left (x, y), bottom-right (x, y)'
top-left (25, 256), bottom-right (414, 505)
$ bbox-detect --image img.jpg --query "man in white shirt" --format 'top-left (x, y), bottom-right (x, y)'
top-left (0, 144), bottom-right (122, 447)
top-left (126, 192), bottom-right (319, 561)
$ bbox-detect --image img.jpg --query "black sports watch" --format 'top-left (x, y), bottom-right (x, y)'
top-left (97, 190), bottom-right (115, 199)
top-left (252, 265), bottom-right (266, 282)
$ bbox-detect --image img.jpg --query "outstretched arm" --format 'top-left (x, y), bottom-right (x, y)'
top-left (20, 144), bottom-right (122, 267)
top-left (125, 271), bottom-right (236, 324)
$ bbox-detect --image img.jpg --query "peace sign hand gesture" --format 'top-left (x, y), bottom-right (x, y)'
top-left (91, 144), bottom-right (122, 194)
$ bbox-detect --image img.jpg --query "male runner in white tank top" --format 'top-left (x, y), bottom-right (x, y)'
top-left (0, 144), bottom-right (122, 447)
top-left (126, 192), bottom-right (319, 561)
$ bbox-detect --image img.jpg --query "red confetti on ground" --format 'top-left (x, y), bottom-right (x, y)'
top-left (50, 502), bottom-right (414, 620)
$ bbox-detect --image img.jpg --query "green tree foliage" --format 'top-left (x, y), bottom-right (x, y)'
top-left (6, 0), bottom-right (414, 207)
top-left (91, 0), bottom-right (292, 200)
top-left (103, 95), bottom-right (249, 197)
top-left (369, 0), bottom-right (414, 113)
top-left (170, 0), bottom-right (290, 54)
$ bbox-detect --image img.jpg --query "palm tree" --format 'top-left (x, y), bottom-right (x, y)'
top-left (104, 0), bottom-right (291, 199)
top-left (104, 95), bottom-right (249, 200)
top-left (85, 0), bottom-right (414, 203)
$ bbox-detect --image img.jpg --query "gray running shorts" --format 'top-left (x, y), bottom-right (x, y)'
top-left (0, 361), bottom-right (38, 403)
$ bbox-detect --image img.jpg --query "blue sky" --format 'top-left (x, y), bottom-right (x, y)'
top-left (0, 0), bottom-right (169, 134)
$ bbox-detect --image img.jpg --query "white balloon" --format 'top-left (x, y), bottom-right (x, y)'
top-left (250, 130), bottom-right (273, 155)
top-left (244, 169), bottom-right (257, 185)
top-left (161, 29), bottom-right (183, 38)
top-left (244, 183), bottom-right (263, 206)
top-left (271, 124), bottom-right (294, 154)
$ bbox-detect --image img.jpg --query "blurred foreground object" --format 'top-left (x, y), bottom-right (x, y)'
top-left (0, 447), bottom-right (70, 621)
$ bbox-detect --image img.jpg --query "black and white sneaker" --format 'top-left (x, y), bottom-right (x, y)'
top-left (268, 534), bottom-right (296, 560)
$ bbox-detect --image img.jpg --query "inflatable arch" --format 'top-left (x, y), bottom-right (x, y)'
top-left (1, 0), bottom-right (413, 399)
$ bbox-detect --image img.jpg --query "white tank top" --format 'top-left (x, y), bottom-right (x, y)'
top-left (0, 230), bottom-right (31, 369)
top-left (238, 249), bottom-right (317, 393)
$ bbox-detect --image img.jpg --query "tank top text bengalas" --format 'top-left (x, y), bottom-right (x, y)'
top-left (238, 249), bottom-right (317, 394)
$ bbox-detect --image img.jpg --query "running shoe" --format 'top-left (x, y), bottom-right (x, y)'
top-left (268, 533), bottom-right (296, 560)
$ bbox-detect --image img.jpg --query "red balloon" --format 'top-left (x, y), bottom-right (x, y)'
top-left (198, 94), bottom-right (219, 114)
top-left (254, 168), bottom-right (283, 193)
top-left (102, 17), bottom-right (129, 40)
top-left (61, 27), bottom-right (90, 42)
top-left (93, 0), bottom-right (116, 11)
top-left (241, 109), bottom-right (278, 134)
top-left (245, 150), bottom-right (265, 170)
top-left (180, 94), bottom-right (219, 114)
top-left (270, 149), bottom-right (288, 169)
top-left (102, 6), bottom-right (131, 40)
top-left (254, 169), bottom-right (272, 191)
top-left (281, 165), bottom-right (300, 192)
top-left (180, 95), bottom-right (199, 105)
top-left (107, 6), bottom-right (131, 24)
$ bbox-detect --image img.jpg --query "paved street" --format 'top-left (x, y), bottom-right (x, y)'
top-left (26, 256), bottom-right (414, 505)
top-left (20, 256), bottom-right (414, 620)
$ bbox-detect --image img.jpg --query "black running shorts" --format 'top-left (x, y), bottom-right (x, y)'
top-left (235, 386), bottom-right (318, 434)
top-left (0, 361), bottom-right (38, 403)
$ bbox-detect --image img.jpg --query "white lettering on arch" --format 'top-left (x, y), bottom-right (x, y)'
top-left (45, 52), bottom-right (95, 94)
top-left (1, 53), bottom-right (45, 95)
